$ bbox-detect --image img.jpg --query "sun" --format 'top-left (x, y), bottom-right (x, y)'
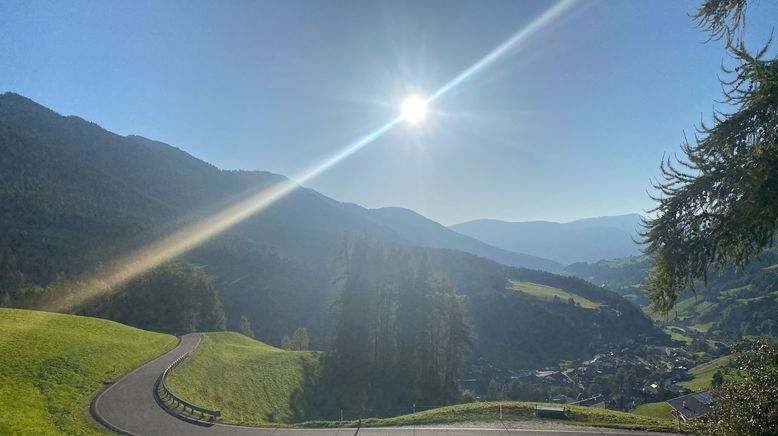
top-left (401, 96), bottom-right (428, 124)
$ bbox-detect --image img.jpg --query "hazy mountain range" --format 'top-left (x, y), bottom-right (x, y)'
top-left (450, 214), bottom-right (644, 265)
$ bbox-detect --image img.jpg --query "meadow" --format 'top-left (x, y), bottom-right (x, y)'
top-left (165, 332), bottom-right (320, 425)
top-left (509, 281), bottom-right (601, 309)
top-left (679, 354), bottom-right (733, 391)
top-left (0, 308), bottom-right (176, 435)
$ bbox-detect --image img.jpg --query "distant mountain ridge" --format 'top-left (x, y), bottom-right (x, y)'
top-left (450, 214), bottom-right (644, 265)
top-left (353, 206), bottom-right (562, 272)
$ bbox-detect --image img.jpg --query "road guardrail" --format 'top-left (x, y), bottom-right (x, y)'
top-left (154, 348), bottom-right (221, 424)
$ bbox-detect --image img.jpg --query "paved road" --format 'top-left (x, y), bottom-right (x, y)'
top-left (92, 334), bottom-right (676, 436)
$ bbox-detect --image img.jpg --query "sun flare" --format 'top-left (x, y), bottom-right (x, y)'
top-left (401, 96), bottom-right (428, 124)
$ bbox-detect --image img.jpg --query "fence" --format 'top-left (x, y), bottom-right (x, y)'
top-left (154, 350), bottom-right (221, 424)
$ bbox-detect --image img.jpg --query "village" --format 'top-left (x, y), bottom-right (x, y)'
top-left (461, 332), bottom-right (729, 420)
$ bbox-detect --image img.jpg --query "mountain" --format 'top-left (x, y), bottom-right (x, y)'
top-left (450, 214), bottom-right (644, 265)
top-left (0, 92), bottom-right (664, 369)
top-left (352, 206), bottom-right (562, 272)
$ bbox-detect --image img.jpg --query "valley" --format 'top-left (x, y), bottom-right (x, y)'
top-left (0, 93), bottom-right (662, 373)
top-left (3, 0), bottom-right (777, 434)
top-left (0, 94), bottom-right (681, 432)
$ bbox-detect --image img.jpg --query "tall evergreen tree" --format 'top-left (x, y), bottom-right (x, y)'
top-left (642, 0), bottom-right (777, 313)
top-left (325, 237), bottom-right (471, 415)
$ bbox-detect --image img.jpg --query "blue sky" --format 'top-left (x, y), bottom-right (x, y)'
top-left (1, 0), bottom-right (775, 224)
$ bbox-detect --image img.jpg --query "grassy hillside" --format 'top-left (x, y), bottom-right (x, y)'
top-left (679, 355), bottom-right (733, 391)
top-left (564, 251), bottom-right (778, 342)
top-left (632, 402), bottom-right (673, 419)
top-left (302, 402), bottom-right (676, 432)
top-left (0, 308), bottom-right (176, 435)
top-left (509, 281), bottom-right (600, 309)
top-left (166, 332), bottom-right (320, 425)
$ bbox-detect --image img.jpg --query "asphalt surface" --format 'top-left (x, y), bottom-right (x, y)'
top-left (91, 333), bottom-right (676, 436)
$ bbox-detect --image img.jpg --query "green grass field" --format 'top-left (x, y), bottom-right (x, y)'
top-left (663, 326), bottom-right (693, 344)
top-left (631, 402), bottom-right (672, 419)
top-left (0, 308), bottom-right (176, 435)
top-left (688, 322), bottom-right (712, 333)
top-left (720, 285), bottom-right (753, 297)
top-left (679, 354), bottom-right (732, 391)
top-left (508, 281), bottom-right (601, 309)
top-left (166, 332), bottom-right (320, 425)
top-left (301, 402), bottom-right (676, 432)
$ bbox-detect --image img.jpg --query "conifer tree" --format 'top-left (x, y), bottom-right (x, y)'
top-left (642, 0), bottom-right (777, 312)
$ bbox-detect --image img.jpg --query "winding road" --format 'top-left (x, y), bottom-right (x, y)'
top-left (91, 334), bottom-right (677, 436)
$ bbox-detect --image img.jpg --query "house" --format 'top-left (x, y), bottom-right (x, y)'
top-left (666, 391), bottom-right (714, 421)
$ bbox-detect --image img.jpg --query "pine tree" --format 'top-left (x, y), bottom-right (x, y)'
top-left (642, 0), bottom-right (778, 313)
top-left (325, 238), bottom-right (472, 415)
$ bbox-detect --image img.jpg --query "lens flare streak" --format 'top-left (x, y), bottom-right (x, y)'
top-left (428, 0), bottom-right (577, 103)
top-left (59, 0), bottom-right (578, 311)
top-left (96, 117), bottom-right (403, 290)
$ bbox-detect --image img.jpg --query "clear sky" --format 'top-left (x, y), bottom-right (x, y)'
top-left (1, 0), bottom-right (775, 225)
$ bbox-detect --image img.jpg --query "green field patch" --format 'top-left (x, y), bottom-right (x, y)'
top-left (663, 326), bottom-right (692, 344)
top-left (679, 355), bottom-right (732, 391)
top-left (0, 308), bottom-right (176, 435)
top-left (301, 401), bottom-right (676, 432)
top-left (672, 296), bottom-right (699, 316)
top-left (668, 295), bottom-right (718, 321)
top-left (166, 332), bottom-right (320, 425)
top-left (720, 285), bottom-right (753, 297)
top-left (694, 300), bottom-right (717, 316)
top-left (508, 281), bottom-right (601, 309)
top-left (689, 322), bottom-right (712, 333)
top-left (736, 295), bottom-right (769, 304)
top-left (631, 401), bottom-right (673, 419)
